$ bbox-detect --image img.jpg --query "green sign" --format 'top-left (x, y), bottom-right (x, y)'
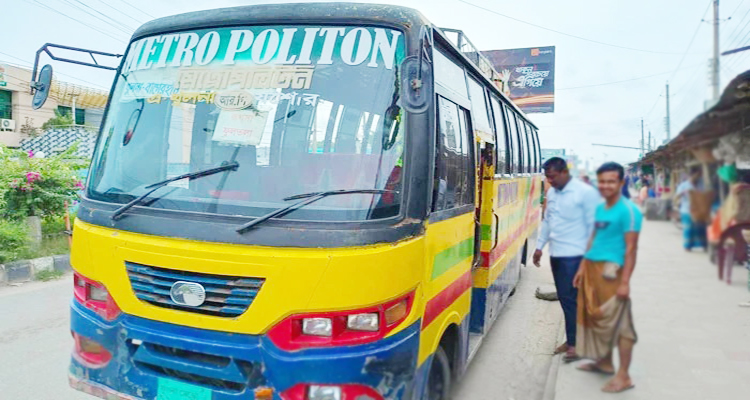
top-left (157, 378), bottom-right (211, 400)
top-left (0, 82), bottom-right (6, 87)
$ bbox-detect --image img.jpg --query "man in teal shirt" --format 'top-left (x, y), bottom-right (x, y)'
top-left (573, 162), bottom-right (642, 393)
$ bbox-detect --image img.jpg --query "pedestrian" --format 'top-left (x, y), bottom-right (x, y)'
top-left (533, 157), bottom-right (601, 363)
top-left (581, 175), bottom-right (592, 185)
top-left (676, 167), bottom-right (707, 251)
top-left (622, 173), bottom-right (631, 199)
top-left (573, 162), bottom-right (641, 393)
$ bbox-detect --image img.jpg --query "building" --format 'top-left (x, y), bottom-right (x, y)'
top-left (0, 63), bottom-right (108, 147)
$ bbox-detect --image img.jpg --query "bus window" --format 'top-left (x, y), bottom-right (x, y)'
top-left (503, 105), bottom-right (519, 174)
top-left (528, 125), bottom-right (539, 173)
top-left (533, 128), bottom-right (542, 173)
top-left (490, 96), bottom-right (508, 174)
top-left (516, 118), bottom-right (528, 173)
top-left (434, 48), bottom-right (469, 99)
top-left (466, 77), bottom-right (492, 138)
top-left (434, 96), bottom-right (473, 211)
top-left (522, 122), bottom-right (533, 174)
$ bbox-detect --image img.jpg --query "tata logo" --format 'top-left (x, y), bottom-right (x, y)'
top-left (169, 281), bottom-right (206, 307)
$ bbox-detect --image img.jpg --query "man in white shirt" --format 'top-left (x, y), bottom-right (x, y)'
top-left (533, 157), bottom-right (601, 362)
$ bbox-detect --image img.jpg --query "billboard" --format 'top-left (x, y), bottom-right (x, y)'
top-left (482, 46), bottom-right (555, 113)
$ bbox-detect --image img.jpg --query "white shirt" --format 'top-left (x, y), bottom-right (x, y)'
top-left (537, 178), bottom-right (601, 257)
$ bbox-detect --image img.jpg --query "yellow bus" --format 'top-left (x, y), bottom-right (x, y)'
top-left (63, 3), bottom-right (542, 400)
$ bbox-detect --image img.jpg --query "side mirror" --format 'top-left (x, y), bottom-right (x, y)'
top-left (400, 56), bottom-right (433, 114)
top-left (31, 64), bottom-right (53, 110)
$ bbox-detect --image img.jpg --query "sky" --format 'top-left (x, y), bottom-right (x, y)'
top-left (5, 0), bottom-right (750, 168)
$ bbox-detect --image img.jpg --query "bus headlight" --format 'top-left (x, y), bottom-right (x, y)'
top-left (346, 313), bottom-right (379, 332)
top-left (268, 291), bottom-right (414, 350)
top-left (307, 385), bottom-right (341, 400)
top-left (302, 317), bottom-right (333, 336)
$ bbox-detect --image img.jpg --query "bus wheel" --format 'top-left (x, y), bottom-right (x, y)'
top-left (423, 345), bottom-right (451, 400)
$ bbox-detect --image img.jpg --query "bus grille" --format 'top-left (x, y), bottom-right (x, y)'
top-left (125, 262), bottom-right (264, 318)
top-left (131, 341), bottom-right (262, 393)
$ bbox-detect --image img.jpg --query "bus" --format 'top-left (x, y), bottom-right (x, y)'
top-left (64, 3), bottom-right (542, 400)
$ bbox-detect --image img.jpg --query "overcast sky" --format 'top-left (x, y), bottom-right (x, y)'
top-left (6, 0), bottom-right (750, 168)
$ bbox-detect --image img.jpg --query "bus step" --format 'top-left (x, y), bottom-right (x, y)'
top-left (467, 333), bottom-right (484, 363)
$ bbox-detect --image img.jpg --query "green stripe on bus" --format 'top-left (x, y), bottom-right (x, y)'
top-left (480, 225), bottom-right (492, 241)
top-left (432, 238), bottom-right (474, 280)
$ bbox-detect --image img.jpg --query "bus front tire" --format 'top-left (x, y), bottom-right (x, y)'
top-left (423, 345), bottom-right (451, 400)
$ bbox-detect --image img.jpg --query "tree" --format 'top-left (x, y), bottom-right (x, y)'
top-left (19, 117), bottom-right (39, 137)
top-left (41, 109), bottom-right (74, 131)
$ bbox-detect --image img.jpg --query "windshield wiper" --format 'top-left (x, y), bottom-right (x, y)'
top-left (111, 161), bottom-right (240, 221)
top-left (236, 189), bottom-right (394, 234)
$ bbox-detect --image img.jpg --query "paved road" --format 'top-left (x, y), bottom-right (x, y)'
top-left (0, 279), bottom-right (89, 400)
top-left (554, 220), bottom-right (750, 399)
top-left (0, 263), bottom-right (562, 400)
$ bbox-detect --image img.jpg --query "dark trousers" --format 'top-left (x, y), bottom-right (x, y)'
top-left (551, 256), bottom-right (582, 347)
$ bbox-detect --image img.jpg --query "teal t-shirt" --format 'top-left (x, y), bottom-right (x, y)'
top-left (585, 197), bottom-right (643, 266)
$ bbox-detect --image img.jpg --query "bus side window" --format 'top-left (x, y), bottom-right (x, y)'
top-left (516, 118), bottom-right (527, 174)
top-left (529, 125), bottom-right (539, 173)
top-left (534, 129), bottom-right (542, 173)
top-left (433, 96), bottom-right (473, 212)
top-left (466, 77), bottom-right (492, 138)
top-left (504, 106), bottom-right (520, 174)
top-left (490, 97), bottom-right (507, 174)
top-left (523, 122), bottom-right (534, 174)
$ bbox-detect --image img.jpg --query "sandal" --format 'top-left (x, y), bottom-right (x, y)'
top-left (577, 362), bottom-right (615, 375)
top-left (602, 382), bottom-right (635, 393)
top-left (563, 353), bottom-right (582, 363)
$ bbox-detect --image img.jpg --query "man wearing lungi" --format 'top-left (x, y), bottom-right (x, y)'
top-left (573, 162), bottom-right (642, 393)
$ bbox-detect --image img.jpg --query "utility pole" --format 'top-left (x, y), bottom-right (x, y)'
top-left (665, 82), bottom-right (671, 140)
top-left (648, 130), bottom-right (652, 152)
top-left (712, 0), bottom-right (721, 101)
top-left (640, 118), bottom-right (645, 158)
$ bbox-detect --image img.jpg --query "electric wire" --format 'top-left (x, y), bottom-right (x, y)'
top-left (458, 0), bottom-right (689, 55)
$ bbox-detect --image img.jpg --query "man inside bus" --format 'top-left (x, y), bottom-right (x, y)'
top-left (533, 157), bottom-right (601, 362)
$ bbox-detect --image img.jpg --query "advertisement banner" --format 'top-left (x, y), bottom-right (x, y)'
top-left (482, 46), bottom-right (555, 113)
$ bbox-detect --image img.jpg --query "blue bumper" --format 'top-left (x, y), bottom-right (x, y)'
top-left (69, 300), bottom-right (421, 400)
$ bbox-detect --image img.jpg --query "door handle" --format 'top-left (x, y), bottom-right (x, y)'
top-left (492, 212), bottom-right (500, 250)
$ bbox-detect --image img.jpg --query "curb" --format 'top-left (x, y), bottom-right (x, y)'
top-left (542, 314), bottom-right (566, 400)
top-left (0, 254), bottom-right (71, 286)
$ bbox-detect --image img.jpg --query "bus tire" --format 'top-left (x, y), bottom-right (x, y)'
top-left (423, 345), bottom-right (451, 400)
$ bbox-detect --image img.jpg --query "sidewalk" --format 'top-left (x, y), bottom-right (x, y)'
top-left (554, 220), bottom-right (750, 400)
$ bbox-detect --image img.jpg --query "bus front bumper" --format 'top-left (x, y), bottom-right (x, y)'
top-left (69, 300), bottom-right (421, 400)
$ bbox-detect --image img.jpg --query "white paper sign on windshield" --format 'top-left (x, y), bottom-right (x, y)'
top-left (212, 109), bottom-right (269, 146)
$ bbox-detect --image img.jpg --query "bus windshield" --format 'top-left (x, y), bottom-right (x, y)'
top-left (88, 25), bottom-right (406, 221)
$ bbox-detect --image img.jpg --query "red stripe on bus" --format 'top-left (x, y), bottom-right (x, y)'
top-left (422, 270), bottom-right (473, 330)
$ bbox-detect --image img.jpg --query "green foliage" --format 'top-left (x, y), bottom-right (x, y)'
top-left (35, 268), bottom-right (65, 282)
top-left (41, 109), bottom-right (75, 131)
top-left (0, 145), bottom-right (87, 218)
top-left (0, 219), bottom-right (29, 263)
top-left (42, 215), bottom-right (67, 235)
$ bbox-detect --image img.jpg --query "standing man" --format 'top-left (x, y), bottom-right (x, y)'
top-left (574, 162), bottom-right (642, 393)
top-left (676, 167), bottom-right (707, 251)
top-left (533, 157), bottom-right (600, 362)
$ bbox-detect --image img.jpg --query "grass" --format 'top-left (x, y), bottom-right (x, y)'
top-left (35, 269), bottom-right (65, 282)
top-left (20, 234), bottom-right (70, 260)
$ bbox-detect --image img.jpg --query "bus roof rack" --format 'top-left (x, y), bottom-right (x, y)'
top-left (438, 28), bottom-right (506, 94)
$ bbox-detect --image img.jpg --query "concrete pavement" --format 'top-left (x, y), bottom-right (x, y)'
top-left (0, 278), bottom-right (89, 400)
top-left (553, 220), bottom-right (750, 400)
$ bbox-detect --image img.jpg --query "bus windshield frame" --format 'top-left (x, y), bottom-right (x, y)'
top-left (87, 24), bottom-right (409, 223)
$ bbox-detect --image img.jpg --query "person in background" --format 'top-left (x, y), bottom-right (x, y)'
top-left (574, 162), bottom-right (642, 393)
top-left (581, 175), bottom-right (592, 185)
top-left (533, 157), bottom-right (601, 363)
top-left (638, 181), bottom-right (650, 206)
top-left (622, 173), bottom-right (631, 199)
top-left (676, 168), bottom-right (707, 251)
